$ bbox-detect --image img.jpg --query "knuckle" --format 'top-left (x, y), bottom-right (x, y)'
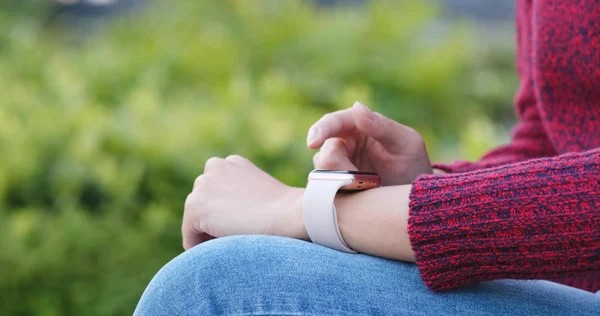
top-left (415, 139), bottom-right (428, 154)
top-left (399, 124), bottom-right (421, 140)
top-left (415, 135), bottom-right (426, 148)
top-left (407, 127), bottom-right (422, 140)
top-left (407, 130), bottom-right (426, 151)
top-left (193, 174), bottom-right (205, 189)
top-left (321, 113), bottom-right (332, 121)
top-left (204, 157), bottom-right (223, 170)
top-left (320, 113), bottom-right (336, 126)
top-left (226, 154), bottom-right (247, 163)
top-left (184, 193), bottom-right (196, 211)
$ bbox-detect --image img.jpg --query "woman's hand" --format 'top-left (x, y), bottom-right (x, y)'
top-left (182, 155), bottom-right (307, 250)
top-left (307, 102), bottom-right (433, 185)
top-left (182, 154), bottom-right (416, 262)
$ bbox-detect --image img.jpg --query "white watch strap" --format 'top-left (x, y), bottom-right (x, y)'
top-left (303, 178), bottom-right (357, 253)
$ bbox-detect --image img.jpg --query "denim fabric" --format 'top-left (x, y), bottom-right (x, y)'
top-left (135, 235), bottom-right (600, 315)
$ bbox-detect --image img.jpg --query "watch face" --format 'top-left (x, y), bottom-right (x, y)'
top-left (309, 170), bottom-right (381, 191)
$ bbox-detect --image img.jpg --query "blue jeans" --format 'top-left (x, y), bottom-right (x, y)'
top-left (135, 235), bottom-right (600, 315)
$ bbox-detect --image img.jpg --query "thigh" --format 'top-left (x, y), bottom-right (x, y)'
top-left (135, 235), bottom-right (600, 316)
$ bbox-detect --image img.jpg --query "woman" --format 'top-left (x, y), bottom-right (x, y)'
top-left (135, 1), bottom-right (599, 315)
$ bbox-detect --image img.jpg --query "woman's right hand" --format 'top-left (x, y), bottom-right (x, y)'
top-left (306, 101), bottom-right (433, 185)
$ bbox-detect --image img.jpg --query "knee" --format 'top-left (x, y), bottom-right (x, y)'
top-left (134, 235), bottom-right (305, 315)
top-left (150, 235), bottom-right (297, 276)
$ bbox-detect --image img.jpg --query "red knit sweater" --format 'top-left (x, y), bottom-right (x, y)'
top-left (407, 0), bottom-right (600, 292)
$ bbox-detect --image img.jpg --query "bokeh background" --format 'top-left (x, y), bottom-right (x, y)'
top-left (0, 0), bottom-right (518, 315)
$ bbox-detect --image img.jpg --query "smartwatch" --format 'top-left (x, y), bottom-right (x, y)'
top-left (303, 170), bottom-right (381, 253)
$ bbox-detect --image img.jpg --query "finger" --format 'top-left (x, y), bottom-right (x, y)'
top-left (315, 138), bottom-right (357, 170)
top-left (307, 108), bottom-right (357, 150)
top-left (312, 152), bottom-right (321, 168)
top-left (204, 157), bottom-right (227, 172)
top-left (182, 224), bottom-right (212, 250)
top-left (351, 101), bottom-right (422, 153)
top-left (182, 194), bottom-right (214, 250)
top-left (182, 226), bottom-right (214, 250)
top-left (225, 154), bottom-right (252, 167)
top-left (193, 174), bottom-right (204, 190)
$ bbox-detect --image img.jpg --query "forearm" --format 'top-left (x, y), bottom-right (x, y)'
top-left (292, 185), bottom-right (415, 262)
top-left (292, 148), bottom-right (599, 292)
top-left (335, 185), bottom-right (415, 262)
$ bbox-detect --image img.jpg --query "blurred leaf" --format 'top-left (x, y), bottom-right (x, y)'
top-left (0, 0), bottom-right (517, 315)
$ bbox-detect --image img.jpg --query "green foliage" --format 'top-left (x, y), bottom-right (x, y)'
top-left (0, 1), bottom-right (517, 315)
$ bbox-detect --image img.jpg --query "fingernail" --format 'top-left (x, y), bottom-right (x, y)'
top-left (307, 128), bottom-right (319, 146)
top-left (354, 101), bottom-right (377, 123)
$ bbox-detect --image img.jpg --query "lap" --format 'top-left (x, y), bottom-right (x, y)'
top-left (135, 235), bottom-right (600, 316)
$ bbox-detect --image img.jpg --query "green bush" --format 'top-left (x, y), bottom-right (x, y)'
top-left (0, 1), bottom-right (517, 315)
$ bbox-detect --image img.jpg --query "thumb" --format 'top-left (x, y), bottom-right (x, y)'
top-left (351, 101), bottom-right (421, 153)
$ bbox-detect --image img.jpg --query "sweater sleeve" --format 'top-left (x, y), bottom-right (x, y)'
top-left (408, 148), bottom-right (600, 291)
top-left (432, 98), bottom-right (556, 173)
top-left (434, 0), bottom-right (556, 174)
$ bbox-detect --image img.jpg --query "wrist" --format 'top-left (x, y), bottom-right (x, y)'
top-left (335, 184), bottom-right (415, 262)
top-left (277, 187), bottom-right (309, 241)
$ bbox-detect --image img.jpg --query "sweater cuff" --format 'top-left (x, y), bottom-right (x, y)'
top-left (408, 152), bottom-right (600, 291)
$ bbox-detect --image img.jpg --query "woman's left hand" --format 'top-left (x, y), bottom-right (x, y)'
top-left (182, 155), bottom-right (307, 250)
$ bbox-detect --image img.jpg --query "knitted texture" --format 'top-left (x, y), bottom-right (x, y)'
top-left (408, 0), bottom-right (600, 292)
top-left (410, 149), bottom-right (599, 291)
